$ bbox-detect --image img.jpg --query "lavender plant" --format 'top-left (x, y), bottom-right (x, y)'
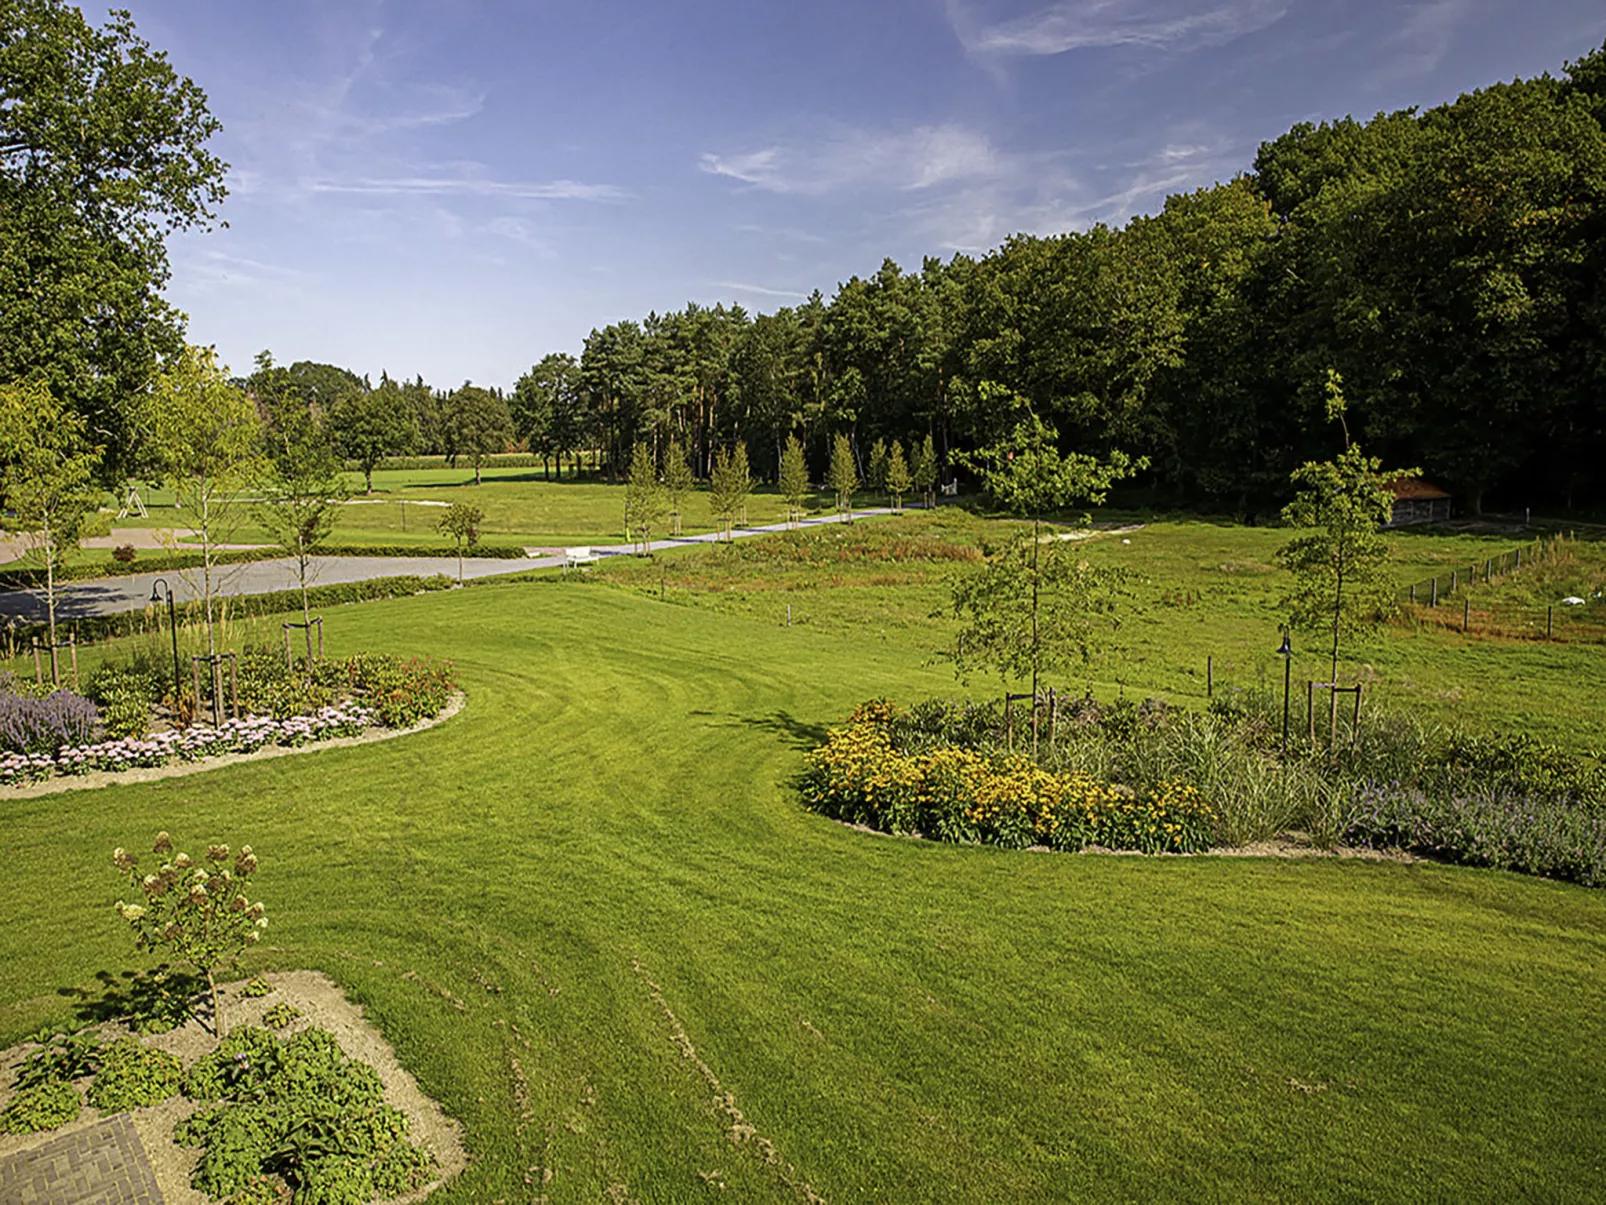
top-left (0, 689), bottom-right (102, 754)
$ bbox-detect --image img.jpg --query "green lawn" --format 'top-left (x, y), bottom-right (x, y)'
top-left (1, 563), bottom-right (1603, 1202)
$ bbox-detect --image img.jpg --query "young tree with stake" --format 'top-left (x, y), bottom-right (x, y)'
top-left (885, 439), bottom-right (912, 513)
top-left (829, 434), bottom-right (858, 521)
top-left (254, 410), bottom-right (348, 650)
top-left (912, 434), bottom-right (938, 508)
top-left (437, 502), bottom-right (484, 583)
top-left (779, 434), bottom-right (810, 529)
top-left (0, 382), bottom-right (106, 680)
top-left (951, 391), bottom-right (1143, 753)
top-left (1276, 371), bottom-right (1411, 685)
top-left (148, 346), bottom-right (263, 661)
top-left (663, 439), bottom-right (694, 537)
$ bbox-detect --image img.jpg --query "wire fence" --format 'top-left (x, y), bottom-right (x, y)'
top-left (1396, 529), bottom-right (1606, 645)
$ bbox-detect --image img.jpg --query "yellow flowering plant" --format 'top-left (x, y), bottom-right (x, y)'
top-left (802, 703), bottom-right (1218, 854)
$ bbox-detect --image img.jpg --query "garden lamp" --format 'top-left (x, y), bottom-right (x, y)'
top-left (1276, 631), bottom-right (1293, 755)
top-left (150, 578), bottom-right (182, 713)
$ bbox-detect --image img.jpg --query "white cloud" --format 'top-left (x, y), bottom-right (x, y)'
top-left (711, 281), bottom-right (811, 300)
top-left (948, 0), bottom-right (1287, 57)
top-left (306, 176), bottom-right (628, 201)
top-left (700, 124), bottom-right (1010, 196)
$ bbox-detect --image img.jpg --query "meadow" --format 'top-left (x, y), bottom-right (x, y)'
top-left (1, 500), bottom-right (1604, 1202)
top-left (95, 466), bottom-right (846, 551)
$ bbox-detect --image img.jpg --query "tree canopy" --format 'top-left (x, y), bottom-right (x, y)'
top-left (0, 0), bottom-right (227, 481)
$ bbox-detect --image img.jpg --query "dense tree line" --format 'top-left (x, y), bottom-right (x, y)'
top-left (498, 40), bottom-right (1606, 516)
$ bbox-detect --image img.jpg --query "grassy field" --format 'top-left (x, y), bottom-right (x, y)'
top-left (592, 509), bottom-right (1606, 749)
top-left (97, 469), bottom-right (850, 549)
top-left (2, 542), bottom-right (1604, 1201)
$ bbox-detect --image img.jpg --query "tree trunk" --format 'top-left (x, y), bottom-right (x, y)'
top-left (44, 518), bottom-right (58, 685)
top-left (207, 968), bottom-right (225, 1039)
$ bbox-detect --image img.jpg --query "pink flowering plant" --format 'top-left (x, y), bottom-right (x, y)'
top-left (113, 832), bottom-right (269, 1038)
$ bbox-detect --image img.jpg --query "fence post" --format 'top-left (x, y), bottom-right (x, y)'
top-left (1306, 681), bottom-right (1315, 746)
top-left (1207, 655), bottom-right (1213, 698)
top-left (1409, 583), bottom-right (1416, 604)
top-left (1547, 606), bottom-right (1553, 639)
top-left (1431, 578), bottom-right (1438, 607)
top-left (1451, 570), bottom-right (1458, 593)
top-left (1463, 597), bottom-right (1470, 632)
top-left (1515, 548), bottom-right (1521, 570)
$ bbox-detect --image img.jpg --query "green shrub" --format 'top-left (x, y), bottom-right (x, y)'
top-left (12, 1028), bottom-right (103, 1089)
top-left (263, 1002), bottom-right (300, 1029)
top-left (340, 654), bottom-right (457, 728)
top-left (242, 976), bottom-right (274, 998)
top-left (178, 1027), bottom-right (434, 1205)
top-left (1, 1080), bottom-right (81, 1133)
top-left (88, 665), bottom-right (158, 738)
top-left (86, 1037), bottom-right (182, 1111)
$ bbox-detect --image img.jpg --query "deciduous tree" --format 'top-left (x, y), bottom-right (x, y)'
top-left (0, 381), bottom-right (105, 674)
top-left (147, 346), bottom-right (262, 658)
top-left (779, 434), bottom-right (810, 528)
top-left (0, 0), bottom-right (227, 483)
top-left (829, 434), bottom-right (858, 521)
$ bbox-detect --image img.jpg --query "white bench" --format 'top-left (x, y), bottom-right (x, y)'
top-left (564, 546), bottom-right (601, 574)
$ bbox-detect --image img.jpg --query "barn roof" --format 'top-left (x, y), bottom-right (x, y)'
top-left (1386, 477), bottom-right (1451, 501)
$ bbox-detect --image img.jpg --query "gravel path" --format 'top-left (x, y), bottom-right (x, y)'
top-left (0, 508), bottom-right (901, 621)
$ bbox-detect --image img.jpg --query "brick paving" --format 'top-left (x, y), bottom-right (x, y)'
top-left (0, 1113), bottom-right (164, 1205)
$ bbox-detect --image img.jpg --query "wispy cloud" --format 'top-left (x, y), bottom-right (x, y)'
top-left (700, 123), bottom-right (1010, 195)
top-left (306, 176), bottom-right (628, 200)
top-left (711, 281), bottom-right (811, 300)
top-left (223, 18), bottom-right (626, 224)
top-left (1370, 0), bottom-right (1479, 85)
top-left (948, 0), bottom-right (1287, 57)
top-left (701, 119), bottom-right (1088, 252)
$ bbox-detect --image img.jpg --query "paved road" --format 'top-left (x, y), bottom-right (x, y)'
top-left (0, 508), bottom-right (901, 621)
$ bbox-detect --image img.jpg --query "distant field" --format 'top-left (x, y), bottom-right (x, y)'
top-left (98, 468), bottom-right (851, 548)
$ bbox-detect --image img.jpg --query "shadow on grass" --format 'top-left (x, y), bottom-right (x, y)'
top-left (58, 966), bottom-right (201, 1032)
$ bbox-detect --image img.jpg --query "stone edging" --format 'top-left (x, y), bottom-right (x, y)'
top-left (1, 691), bottom-right (466, 800)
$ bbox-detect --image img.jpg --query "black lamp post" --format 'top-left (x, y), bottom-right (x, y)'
top-left (1276, 630), bottom-right (1293, 755)
top-left (150, 578), bottom-right (182, 712)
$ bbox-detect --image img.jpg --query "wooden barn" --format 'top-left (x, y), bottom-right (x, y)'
top-left (1384, 478), bottom-right (1452, 527)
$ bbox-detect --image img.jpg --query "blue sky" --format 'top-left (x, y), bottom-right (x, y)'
top-left (123, 0), bottom-right (1604, 389)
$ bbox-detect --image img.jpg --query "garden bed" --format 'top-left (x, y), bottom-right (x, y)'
top-left (0, 692), bottom-right (463, 798)
top-left (0, 971), bottom-right (466, 1204)
top-left (0, 650), bottom-right (461, 795)
top-left (801, 695), bottom-right (1606, 885)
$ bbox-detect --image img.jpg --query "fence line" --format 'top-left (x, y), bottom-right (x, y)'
top-left (1397, 531), bottom-right (1575, 607)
